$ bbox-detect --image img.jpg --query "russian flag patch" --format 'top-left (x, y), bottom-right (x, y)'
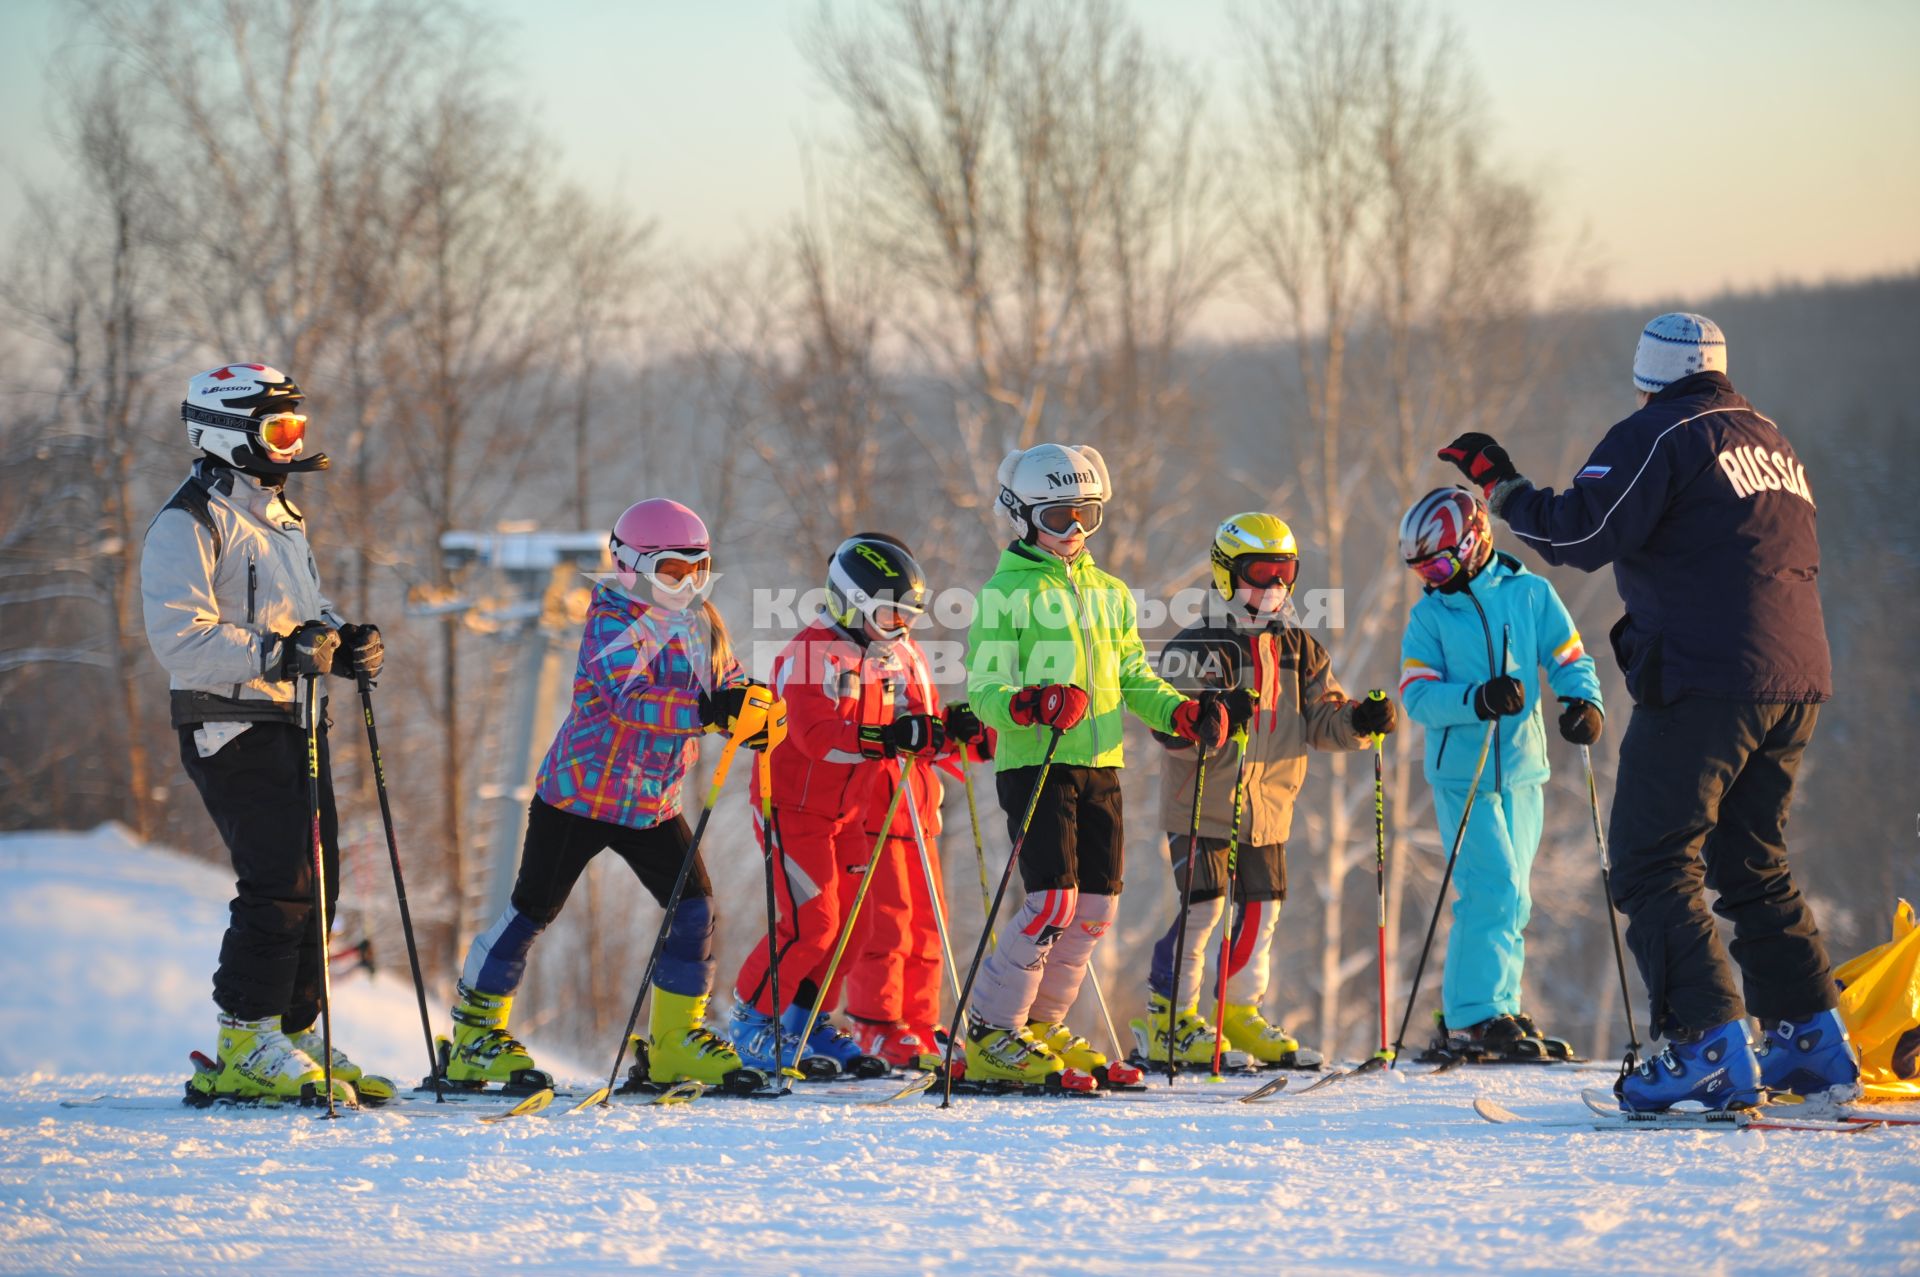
top-left (1575, 464), bottom-right (1612, 481)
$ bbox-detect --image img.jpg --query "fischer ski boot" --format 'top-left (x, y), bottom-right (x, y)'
top-left (963, 1015), bottom-right (1066, 1085)
top-left (1028, 1019), bottom-right (1107, 1073)
top-left (1756, 1009), bottom-right (1861, 1105)
top-left (444, 982), bottom-right (551, 1092)
top-left (1509, 1012), bottom-right (1577, 1062)
top-left (1131, 993), bottom-right (1227, 1068)
top-left (1615, 1019), bottom-right (1763, 1113)
top-left (849, 1017), bottom-right (938, 1070)
top-left (646, 989), bottom-right (751, 1087)
top-left (285, 1022), bottom-right (398, 1102)
top-left (189, 1013), bottom-right (354, 1105)
top-left (1222, 1003), bottom-right (1324, 1069)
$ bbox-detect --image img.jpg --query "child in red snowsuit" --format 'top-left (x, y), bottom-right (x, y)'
top-left (729, 534), bottom-right (990, 1076)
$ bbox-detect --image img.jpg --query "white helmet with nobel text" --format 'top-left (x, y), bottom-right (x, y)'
top-left (181, 363), bottom-right (328, 476)
top-left (995, 442), bottom-right (1110, 540)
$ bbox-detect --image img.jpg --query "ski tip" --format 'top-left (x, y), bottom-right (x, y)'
top-left (1472, 1097), bottom-right (1525, 1124)
top-left (567, 1086), bottom-right (613, 1114)
top-left (478, 1088), bottom-right (555, 1123)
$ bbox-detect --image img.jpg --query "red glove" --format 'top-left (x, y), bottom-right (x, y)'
top-left (1009, 684), bottom-right (1090, 731)
top-left (1436, 432), bottom-right (1517, 498)
top-left (1171, 693), bottom-right (1229, 750)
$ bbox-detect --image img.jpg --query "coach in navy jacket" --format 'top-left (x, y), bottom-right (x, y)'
top-left (1436, 313), bottom-right (1848, 1096)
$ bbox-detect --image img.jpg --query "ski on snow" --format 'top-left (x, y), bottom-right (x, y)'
top-left (1470, 1088), bottom-right (1901, 1133)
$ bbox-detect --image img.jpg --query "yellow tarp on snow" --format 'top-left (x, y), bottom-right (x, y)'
top-left (1835, 899), bottom-right (1920, 1101)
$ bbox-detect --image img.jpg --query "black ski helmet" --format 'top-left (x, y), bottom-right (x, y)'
top-left (824, 532), bottom-right (928, 640)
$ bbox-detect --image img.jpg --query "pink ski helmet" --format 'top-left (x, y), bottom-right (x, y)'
top-left (610, 498), bottom-right (710, 590)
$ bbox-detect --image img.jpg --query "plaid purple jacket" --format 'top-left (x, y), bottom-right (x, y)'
top-left (534, 585), bottom-right (743, 828)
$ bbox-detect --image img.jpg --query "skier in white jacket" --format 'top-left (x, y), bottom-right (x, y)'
top-left (141, 363), bottom-right (389, 1105)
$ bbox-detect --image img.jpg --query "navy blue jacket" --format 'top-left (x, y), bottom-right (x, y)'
top-left (1496, 371), bottom-right (1831, 707)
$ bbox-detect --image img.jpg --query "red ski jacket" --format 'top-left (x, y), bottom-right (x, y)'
top-left (753, 616), bottom-right (957, 836)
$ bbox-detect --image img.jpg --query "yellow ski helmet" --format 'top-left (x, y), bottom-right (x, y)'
top-left (1210, 513), bottom-right (1299, 602)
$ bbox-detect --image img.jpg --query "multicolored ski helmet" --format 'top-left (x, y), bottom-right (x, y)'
top-left (1398, 486), bottom-right (1493, 591)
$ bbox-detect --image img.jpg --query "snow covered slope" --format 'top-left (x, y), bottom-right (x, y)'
top-left (2, 827), bottom-right (1917, 1275)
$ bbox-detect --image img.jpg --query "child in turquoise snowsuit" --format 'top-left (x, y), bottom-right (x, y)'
top-left (1398, 489), bottom-right (1601, 1053)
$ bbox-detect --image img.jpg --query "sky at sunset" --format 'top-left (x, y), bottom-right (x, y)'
top-left (2, 0), bottom-right (1914, 310)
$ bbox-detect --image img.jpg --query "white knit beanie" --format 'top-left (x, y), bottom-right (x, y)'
top-left (1633, 312), bottom-right (1727, 393)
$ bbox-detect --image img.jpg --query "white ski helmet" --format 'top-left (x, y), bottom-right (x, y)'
top-left (995, 442), bottom-right (1111, 539)
top-left (181, 363), bottom-right (327, 475)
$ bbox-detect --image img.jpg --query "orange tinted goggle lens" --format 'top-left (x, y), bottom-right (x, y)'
top-left (1237, 557), bottom-right (1298, 588)
top-left (648, 554), bottom-right (709, 583)
top-left (259, 413), bottom-right (306, 451)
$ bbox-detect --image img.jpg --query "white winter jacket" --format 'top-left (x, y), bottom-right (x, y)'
top-left (141, 458), bottom-right (345, 735)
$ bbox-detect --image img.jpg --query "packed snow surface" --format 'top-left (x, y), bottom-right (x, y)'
top-left (2, 827), bottom-right (1916, 1275)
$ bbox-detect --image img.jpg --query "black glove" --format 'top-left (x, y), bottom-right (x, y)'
top-left (335, 622), bottom-right (383, 681)
top-left (887, 713), bottom-right (947, 756)
top-left (1222, 688), bottom-right (1258, 733)
top-left (1472, 675), bottom-right (1526, 721)
top-left (277, 621), bottom-right (340, 679)
top-left (1437, 432), bottom-right (1518, 496)
top-left (944, 703), bottom-right (985, 746)
top-left (1558, 698), bottom-right (1604, 745)
top-left (1349, 694), bottom-right (1397, 737)
top-left (857, 722), bottom-right (895, 760)
top-left (699, 683), bottom-right (763, 732)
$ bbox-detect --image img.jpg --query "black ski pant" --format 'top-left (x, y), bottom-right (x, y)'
top-left (180, 716), bottom-right (338, 1031)
top-left (995, 763), bottom-right (1124, 895)
top-left (1606, 697), bottom-right (1834, 1038)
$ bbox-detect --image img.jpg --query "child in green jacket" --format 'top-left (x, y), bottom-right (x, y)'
top-left (963, 443), bottom-right (1226, 1087)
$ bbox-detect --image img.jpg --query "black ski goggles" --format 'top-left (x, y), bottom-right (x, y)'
top-left (1033, 499), bottom-right (1104, 536)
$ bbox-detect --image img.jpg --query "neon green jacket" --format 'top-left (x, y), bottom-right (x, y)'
top-left (966, 542), bottom-right (1187, 770)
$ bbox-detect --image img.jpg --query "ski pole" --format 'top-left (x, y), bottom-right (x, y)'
top-left (1582, 742), bottom-right (1642, 1069)
top-left (941, 723), bottom-right (1066, 1108)
top-left (756, 697), bottom-right (792, 1087)
top-left (961, 752), bottom-right (994, 949)
top-left (902, 756), bottom-right (964, 1006)
top-left (788, 756), bottom-right (916, 1074)
top-left (1209, 727), bottom-right (1251, 1080)
top-left (1370, 691), bottom-right (1393, 1066)
top-left (585, 685), bottom-right (772, 1108)
top-left (1165, 689), bottom-right (1221, 1085)
top-left (303, 674), bottom-right (339, 1119)
top-left (1084, 961), bottom-right (1126, 1072)
top-left (1392, 629), bottom-right (1507, 1065)
top-left (355, 672), bottom-right (443, 1101)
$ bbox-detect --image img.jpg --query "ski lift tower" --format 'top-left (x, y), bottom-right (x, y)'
top-left (435, 524), bottom-right (606, 942)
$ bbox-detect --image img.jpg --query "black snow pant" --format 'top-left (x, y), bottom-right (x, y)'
top-left (1606, 697), bottom-right (1835, 1038)
top-left (996, 764), bottom-right (1125, 895)
top-left (180, 714), bottom-right (339, 1031)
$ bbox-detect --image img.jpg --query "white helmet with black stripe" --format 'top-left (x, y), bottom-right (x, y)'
top-left (181, 363), bottom-right (328, 476)
top-left (994, 442), bottom-right (1110, 540)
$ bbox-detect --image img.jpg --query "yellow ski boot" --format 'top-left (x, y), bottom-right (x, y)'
top-left (1130, 992), bottom-right (1225, 1067)
top-left (285, 1023), bottom-right (398, 1102)
top-left (445, 982), bottom-right (551, 1091)
top-left (1028, 1019), bottom-right (1108, 1073)
top-left (646, 989), bottom-right (750, 1086)
top-left (963, 1015), bottom-right (1074, 1086)
top-left (188, 1013), bottom-right (355, 1106)
top-left (1221, 1002), bottom-right (1322, 1067)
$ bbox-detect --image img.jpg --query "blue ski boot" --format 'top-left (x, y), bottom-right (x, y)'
top-left (729, 1000), bottom-right (840, 1081)
top-left (1756, 1009), bottom-right (1861, 1105)
top-left (798, 1008), bottom-right (888, 1079)
top-left (1615, 1019), bottom-right (1762, 1113)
